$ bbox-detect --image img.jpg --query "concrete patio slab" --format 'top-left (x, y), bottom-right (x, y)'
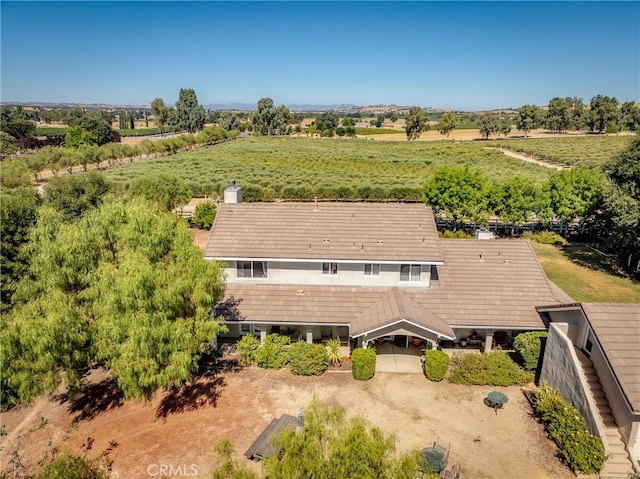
top-left (375, 342), bottom-right (423, 373)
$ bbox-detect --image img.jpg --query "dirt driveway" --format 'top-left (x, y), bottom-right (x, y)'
top-left (1, 359), bottom-right (572, 479)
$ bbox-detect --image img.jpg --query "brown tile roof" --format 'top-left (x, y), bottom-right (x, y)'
top-left (205, 202), bottom-right (443, 263)
top-left (581, 303), bottom-right (640, 412)
top-left (351, 288), bottom-right (455, 338)
top-left (418, 239), bottom-right (570, 328)
top-left (215, 239), bottom-right (568, 333)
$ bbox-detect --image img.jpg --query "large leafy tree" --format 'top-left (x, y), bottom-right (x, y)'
top-left (43, 172), bottom-right (111, 221)
top-left (587, 95), bottom-right (620, 134)
top-left (477, 113), bottom-right (500, 139)
top-left (602, 135), bottom-right (640, 270)
top-left (173, 88), bottom-right (206, 133)
top-left (262, 398), bottom-right (428, 479)
top-left (128, 173), bottom-right (192, 211)
top-left (251, 97), bottom-right (279, 136)
top-left (491, 177), bottom-right (544, 235)
top-left (546, 97), bottom-right (572, 133)
top-left (621, 101), bottom-right (640, 132)
top-left (150, 97), bottom-right (170, 134)
top-left (0, 119), bottom-right (36, 140)
top-left (1, 197), bottom-right (227, 406)
top-left (65, 125), bottom-right (96, 149)
top-left (70, 114), bottom-right (115, 146)
top-left (405, 106), bottom-right (429, 140)
top-left (0, 187), bottom-right (41, 314)
top-left (514, 104), bottom-right (542, 137)
top-left (436, 112), bottom-right (459, 138)
top-left (424, 165), bottom-right (490, 230)
top-left (544, 167), bottom-right (604, 236)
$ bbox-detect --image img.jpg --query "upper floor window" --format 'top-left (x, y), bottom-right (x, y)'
top-left (237, 261), bottom-right (268, 278)
top-left (364, 263), bottom-right (380, 276)
top-left (322, 262), bottom-right (338, 275)
top-left (400, 264), bottom-right (421, 282)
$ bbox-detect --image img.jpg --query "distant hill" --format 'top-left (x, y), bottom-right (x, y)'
top-left (1, 101), bottom-right (522, 115)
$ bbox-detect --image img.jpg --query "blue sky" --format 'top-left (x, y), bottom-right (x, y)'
top-left (1, 1), bottom-right (638, 111)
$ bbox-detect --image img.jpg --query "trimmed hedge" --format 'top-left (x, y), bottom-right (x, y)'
top-left (513, 331), bottom-right (547, 371)
top-left (288, 341), bottom-right (328, 376)
top-left (447, 351), bottom-right (533, 386)
top-left (352, 348), bottom-right (376, 381)
top-left (423, 350), bottom-right (449, 381)
top-left (535, 382), bottom-right (606, 473)
top-left (255, 334), bottom-right (290, 369)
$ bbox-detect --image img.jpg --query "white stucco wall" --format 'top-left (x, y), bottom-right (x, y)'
top-left (225, 261), bottom-right (432, 288)
top-left (540, 323), bottom-right (609, 453)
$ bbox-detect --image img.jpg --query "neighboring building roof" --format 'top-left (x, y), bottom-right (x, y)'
top-left (582, 303), bottom-right (639, 413)
top-left (215, 239), bottom-right (569, 332)
top-left (205, 202), bottom-right (443, 263)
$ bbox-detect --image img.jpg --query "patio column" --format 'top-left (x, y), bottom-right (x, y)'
top-left (484, 330), bottom-right (494, 352)
top-left (260, 330), bottom-right (267, 344)
top-left (305, 327), bottom-right (314, 344)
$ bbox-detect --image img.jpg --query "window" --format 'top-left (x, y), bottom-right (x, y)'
top-left (237, 261), bottom-right (268, 278)
top-left (364, 263), bottom-right (380, 276)
top-left (322, 262), bottom-right (338, 275)
top-left (400, 264), bottom-right (421, 282)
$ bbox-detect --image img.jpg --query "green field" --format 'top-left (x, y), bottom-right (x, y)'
top-left (532, 243), bottom-right (640, 302)
top-left (355, 127), bottom-right (403, 135)
top-left (489, 135), bottom-right (632, 169)
top-left (102, 136), bottom-right (554, 199)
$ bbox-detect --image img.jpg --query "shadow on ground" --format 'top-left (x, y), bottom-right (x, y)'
top-left (59, 376), bottom-right (125, 422)
top-left (155, 357), bottom-right (243, 419)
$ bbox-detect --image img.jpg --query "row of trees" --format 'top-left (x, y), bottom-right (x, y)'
top-left (1, 126), bottom-right (236, 188)
top-left (424, 135), bottom-right (639, 267)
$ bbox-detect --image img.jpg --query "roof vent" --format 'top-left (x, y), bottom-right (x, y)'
top-left (377, 240), bottom-right (384, 246)
top-left (479, 252), bottom-right (485, 262)
top-left (296, 289), bottom-right (305, 296)
top-left (323, 238), bottom-right (330, 244)
top-left (503, 259), bottom-right (511, 265)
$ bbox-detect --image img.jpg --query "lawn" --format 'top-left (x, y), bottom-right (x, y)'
top-left (531, 242), bottom-right (640, 302)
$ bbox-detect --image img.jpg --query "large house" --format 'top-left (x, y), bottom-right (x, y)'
top-left (204, 184), bottom-right (571, 349)
top-left (204, 184), bottom-right (639, 472)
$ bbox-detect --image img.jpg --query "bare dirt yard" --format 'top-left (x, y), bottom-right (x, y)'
top-left (1, 359), bottom-right (573, 479)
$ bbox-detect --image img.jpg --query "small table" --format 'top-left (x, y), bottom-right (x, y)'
top-left (485, 391), bottom-right (509, 414)
top-left (420, 447), bottom-right (448, 473)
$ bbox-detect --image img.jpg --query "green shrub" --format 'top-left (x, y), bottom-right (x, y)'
top-left (236, 334), bottom-right (260, 365)
top-left (192, 201), bottom-right (216, 229)
top-left (255, 334), bottom-right (290, 369)
top-left (447, 351), bottom-right (533, 386)
top-left (288, 341), bottom-right (328, 376)
top-left (352, 348), bottom-right (376, 380)
top-left (530, 231), bottom-right (566, 245)
top-left (535, 383), bottom-right (606, 473)
top-left (513, 331), bottom-right (547, 371)
top-left (423, 350), bottom-right (449, 381)
top-left (34, 451), bottom-right (108, 479)
top-left (441, 230), bottom-right (474, 239)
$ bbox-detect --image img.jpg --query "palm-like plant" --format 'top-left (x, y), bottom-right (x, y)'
top-left (326, 338), bottom-right (342, 366)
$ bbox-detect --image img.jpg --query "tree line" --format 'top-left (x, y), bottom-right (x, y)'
top-left (425, 135), bottom-right (639, 272)
top-left (1, 126), bottom-right (236, 188)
